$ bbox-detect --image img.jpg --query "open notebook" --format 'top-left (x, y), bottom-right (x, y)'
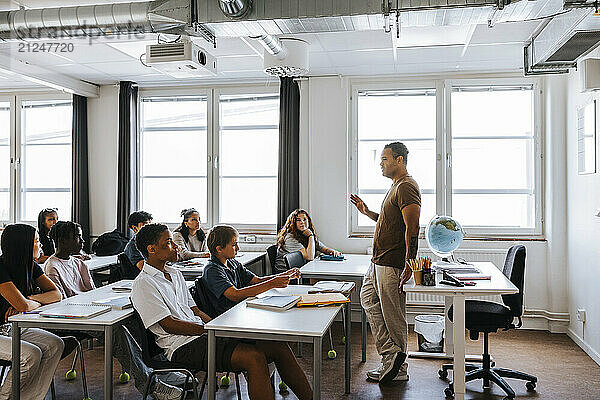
top-left (40, 303), bottom-right (112, 319)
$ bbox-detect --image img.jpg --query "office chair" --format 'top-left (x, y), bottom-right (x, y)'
top-left (122, 318), bottom-right (201, 400)
top-left (110, 253), bottom-right (140, 283)
top-left (266, 244), bottom-right (278, 275)
top-left (439, 245), bottom-right (537, 399)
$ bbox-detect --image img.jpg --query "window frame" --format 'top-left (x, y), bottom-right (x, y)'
top-left (349, 77), bottom-right (543, 238)
top-left (138, 84), bottom-right (279, 233)
top-left (0, 92), bottom-right (73, 225)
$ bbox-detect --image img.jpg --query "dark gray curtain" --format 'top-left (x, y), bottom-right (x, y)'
top-left (72, 94), bottom-right (90, 253)
top-left (277, 77), bottom-right (300, 231)
top-left (117, 81), bottom-right (138, 238)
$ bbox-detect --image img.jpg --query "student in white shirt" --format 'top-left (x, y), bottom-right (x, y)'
top-left (172, 208), bottom-right (209, 261)
top-left (131, 223), bottom-right (312, 400)
top-left (44, 221), bottom-right (95, 298)
top-left (275, 209), bottom-right (341, 272)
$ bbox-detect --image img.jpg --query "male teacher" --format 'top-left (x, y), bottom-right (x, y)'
top-left (351, 142), bottom-right (421, 384)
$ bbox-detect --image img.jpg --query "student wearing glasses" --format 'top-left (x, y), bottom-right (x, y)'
top-left (274, 209), bottom-right (341, 272)
top-left (0, 224), bottom-right (64, 400)
top-left (172, 208), bottom-right (210, 261)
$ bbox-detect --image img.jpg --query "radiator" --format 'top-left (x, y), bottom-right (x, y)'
top-left (408, 249), bottom-right (508, 306)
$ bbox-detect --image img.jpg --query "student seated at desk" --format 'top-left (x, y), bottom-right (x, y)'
top-left (131, 224), bottom-right (312, 400)
top-left (124, 210), bottom-right (153, 271)
top-left (274, 209), bottom-right (341, 272)
top-left (203, 225), bottom-right (301, 316)
top-left (0, 224), bottom-right (64, 400)
top-left (36, 207), bottom-right (90, 264)
top-left (44, 221), bottom-right (95, 298)
top-left (172, 208), bottom-right (210, 261)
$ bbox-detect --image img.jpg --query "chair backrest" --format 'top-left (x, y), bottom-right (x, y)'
top-left (129, 310), bottom-right (164, 362)
top-left (266, 245), bottom-right (278, 272)
top-left (283, 250), bottom-right (306, 270)
top-left (112, 253), bottom-right (140, 282)
top-left (194, 277), bottom-right (219, 319)
top-left (121, 324), bottom-right (145, 369)
top-left (501, 245), bottom-right (526, 317)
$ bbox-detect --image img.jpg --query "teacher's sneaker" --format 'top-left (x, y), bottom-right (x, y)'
top-left (367, 362), bottom-right (409, 382)
top-left (152, 381), bottom-right (184, 400)
top-left (379, 351), bottom-right (407, 384)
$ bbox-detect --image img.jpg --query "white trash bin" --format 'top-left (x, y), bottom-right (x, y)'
top-left (414, 315), bottom-right (444, 353)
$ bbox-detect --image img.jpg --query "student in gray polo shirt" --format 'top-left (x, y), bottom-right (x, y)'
top-left (202, 224), bottom-right (301, 316)
top-left (131, 223), bottom-right (312, 400)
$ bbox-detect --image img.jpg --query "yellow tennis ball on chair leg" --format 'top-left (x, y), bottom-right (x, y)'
top-left (220, 375), bottom-right (230, 387)
top-left (328, 350), bottom-right (337, 359)
top-left (119, 372), bottom-right (130, 383)
top-left (65, 370), bottom-right (76, 380)
top-left (279, 381), bottom-right (288, 392)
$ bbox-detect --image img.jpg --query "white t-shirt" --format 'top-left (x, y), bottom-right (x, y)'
top-left (131, 262), bottom-right (203, 360)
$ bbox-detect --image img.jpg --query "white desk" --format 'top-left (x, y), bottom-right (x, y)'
top-left (84, 254), bottom-right (119, 272)
top-left (9, 280), bottom-right (134, 400)
top-left (172, 251), bottom-right (268, 280)
top-left (300, 254), bottom-right (370, 362)
top-left (204, 285), bottom-right (351, 399)
top-left (404, 262), bottom-right (518, 400)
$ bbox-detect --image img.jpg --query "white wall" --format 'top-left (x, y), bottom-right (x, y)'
top-left (565, 55), bottom-right (600, 365)
top-left (87, 85), bottom-right (119, 238)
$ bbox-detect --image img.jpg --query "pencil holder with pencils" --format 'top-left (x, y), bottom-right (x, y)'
top-left (407, 257), bottom-right (433, 286)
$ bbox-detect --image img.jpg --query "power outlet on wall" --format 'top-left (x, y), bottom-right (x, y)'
top-left (244, 235), bottom-right (257, 243)
top-left (576, 309), bottom-right (586, 323)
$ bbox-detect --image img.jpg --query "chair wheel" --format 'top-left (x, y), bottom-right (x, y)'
top-left (444, 387), bottom-right (454, 398)
top-left (526, 381), bottom-right (536, 391)
top-left (438, 369), bottom-right (448, 379)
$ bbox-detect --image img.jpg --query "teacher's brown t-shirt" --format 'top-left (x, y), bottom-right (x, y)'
top-left (371, 175), bottom-right (421, 269)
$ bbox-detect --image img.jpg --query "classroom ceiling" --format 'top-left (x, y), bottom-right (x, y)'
top-left (0, 0), bottom-right (553, 90)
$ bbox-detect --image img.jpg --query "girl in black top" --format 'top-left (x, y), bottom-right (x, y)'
top-left (36, 208), bottom-right (58, 263)
top-left (0, 223), bottom-right (64, 399)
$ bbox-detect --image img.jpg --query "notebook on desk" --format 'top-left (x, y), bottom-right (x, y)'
top-left (246, 296), bottom-right (301, 311)
top-left (92, 296), bottom-right (132, 310)
top-left (309, 281), bottom-right (354, 293)
top-left (40, 303), bottom-right (112, 319)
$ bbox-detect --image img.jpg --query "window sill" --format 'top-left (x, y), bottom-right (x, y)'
top-left (349, 233), bottom-right (546, 242)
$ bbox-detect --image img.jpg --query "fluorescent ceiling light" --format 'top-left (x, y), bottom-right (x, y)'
top-left (394, 25), bottom-right (473, 48)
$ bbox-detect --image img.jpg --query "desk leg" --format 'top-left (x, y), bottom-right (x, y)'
top-left (445, 296), bottom-right (454, 357)
top-left (361, 308), bottom-right (367, 363)
top-left (104, 325), bottom-right (113, 400)
top-left (344, 303), bottom-right (351, 394)
top-left (262, 255), bottom-right (267, 276)
top-left (453, 296), bottom-right (466, 400)
top-left (11, 322), bottom-right (20, 400)
top-left (313, 337), bottom-right (322, 400)
top-left (208, 331), bottom-right (216, 400)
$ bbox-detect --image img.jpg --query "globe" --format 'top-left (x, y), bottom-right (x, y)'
top-left (425, 215), bottom-right (464, 258)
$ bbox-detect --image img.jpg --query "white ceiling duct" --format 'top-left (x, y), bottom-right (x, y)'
top-left (0, 0), bottom-right (192, 40)
top-left (263, 38), bottom-right (308, 77)
top-left (252, 34), bottom-right (288, 60)
top-left (218, 0), bottom-right (252, 19)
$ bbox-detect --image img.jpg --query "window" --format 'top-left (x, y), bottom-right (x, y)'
top-left (352, 80), bottom-right (541, 237)
top-left (0, 95), bottom-right (72, 224)
top-left (138, 88), bottom-right (279, 230)
top-left (218, 93), bottom-right (279, 226)
top-left (0, 100), bottom-right (9, 222)
top-left (353, 88), bottom-right (437, 232)
top-left (451, 85), bottom-right (536, 230)
top-left (20, 99), bottom-right (72, 222)
top-left (139, 96), bottom-right (209, 224)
